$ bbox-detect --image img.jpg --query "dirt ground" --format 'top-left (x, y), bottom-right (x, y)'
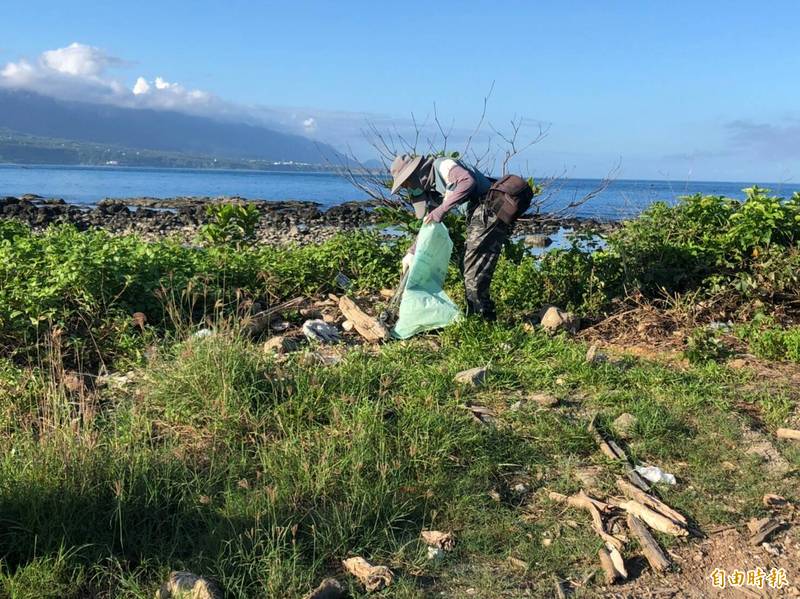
top-left (610, 523), bottom-right (800, 598)
top-left (576, 308), bottom-right (800, 598)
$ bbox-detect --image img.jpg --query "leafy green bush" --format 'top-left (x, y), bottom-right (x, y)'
top-left (0, 222), bottom-right (402, 366)
top-left (607, 187), bottom-right (800, 298)
top-left (199, 202), bottom-right (261, 246)
top-left (736, 317), bottom-right (800, 362)
top-left (683, 328), bottom-right (729, 364)
top-left (3, 185), bottom-right (800, 367)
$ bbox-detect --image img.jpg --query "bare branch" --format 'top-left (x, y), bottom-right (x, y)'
top-left (462, 81), bottom-right (495, 158)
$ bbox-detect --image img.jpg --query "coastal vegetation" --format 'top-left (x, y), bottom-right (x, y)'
top-left (0, 187), bottom-right (799, 596)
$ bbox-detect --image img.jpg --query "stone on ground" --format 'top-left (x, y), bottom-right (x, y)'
top-left (263, 335), bottom-right (300, 355)
top-left (454, 366), bottom-right (487, 386)
top-left (523, 234), bottom-right (553, 248)
top-left (586, 343), bottom-right (607, 364)
top-left (539, 305), bottom-right (579, 334)
top-left (303, 577), bottom-right (346, 599)
top-left (155, 571), bottom-right (222, 599)
top-left (613, 413), bottom-right (638, 439)
top-left (530, 392), bottom-right (559, 407)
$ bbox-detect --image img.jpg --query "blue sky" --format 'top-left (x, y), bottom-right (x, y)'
top-left (2, 0), bottom-right (799, 181)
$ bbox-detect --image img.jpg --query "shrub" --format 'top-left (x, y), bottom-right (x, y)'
top-left (684, 328), bottom-right (729, 364)
top-left (199, 202), bottom-right (261, 246)
top-left (0, 223), bottom-right (402, 366)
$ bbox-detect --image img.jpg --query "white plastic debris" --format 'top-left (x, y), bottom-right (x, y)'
top-left (302, 319), bottom-right (341, 344)
top-left (427, 546), bottom-right (444, 561)
top-left (192, 328), bottom-right (214, 339)
top-left (635, 465), bottom-right (677, 485)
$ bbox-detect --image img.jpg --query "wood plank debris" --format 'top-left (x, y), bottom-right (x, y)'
top-left (548, 490), bottom-right (623, 551)
top-left (627, 514), bottom-right (671, 572)
top-left (243, 296), bottom-right (305, 337)
top-left (615, 478), bottom-right (688, 527)
top-left (598, 547), bottom-right (624, 584)
top-left (588, 415), bottom-right (650, 491)
top-left (748, 517), bottom-right (784, 546)
top-left (338, 296), bottom-right (390, 342)
top-left (611, 499), bottom-right (688, 537)
top-left (776, 427), bottom-right (800, 441)
top-left (342, 557), bottom-right (393, 592)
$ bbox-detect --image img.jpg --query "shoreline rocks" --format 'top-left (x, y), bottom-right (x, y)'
top-left (0, 195), bottom-right (621, 245)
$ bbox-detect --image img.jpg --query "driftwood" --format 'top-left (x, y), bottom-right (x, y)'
top-left (776, 428), bottom-right (800, 441)
top-left (338, 296), bottom-right (390, 342)
top-left (748, 517), bottom-right (784, 546)
top-left (763, 494), bottom-right (788, 509)
top-left (588, 415), bottom-right (650, 491)
top-left (342, 557), bottom-right (393, 592)
top-left (507, 556), bottom-right (528, 571)
top-left (549, 490), bottom-right (623, 550)
top-left (598, 547), bottom-right (623, 584)
top-left (606, 543), bottom-right (628, 579)
top-left (627, 514), bottom-right (671, 572)
top-left (615, 478), bottom-right (688, 527)
top-left (244, 296), bottom-right (305, 337)
top-left (612, 499), bottom-right (688, 537)
top-left (303, 577), bottom-right (346, 599)
top-left (421, 530), bottom-right (456, 551)
top-left (553, 576), bottom-right (567, 599)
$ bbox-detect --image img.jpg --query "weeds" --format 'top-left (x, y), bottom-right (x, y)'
top-left (0, 318), bottom-right (795, 597)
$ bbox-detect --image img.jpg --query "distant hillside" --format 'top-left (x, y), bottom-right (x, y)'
top-left (0, 89), bottom-right (345, 165)
top-left (0, 130), bottom-right (347, 171)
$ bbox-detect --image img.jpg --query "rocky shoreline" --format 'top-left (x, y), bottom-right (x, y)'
top-left (0, 194), bottom-right (620, 245)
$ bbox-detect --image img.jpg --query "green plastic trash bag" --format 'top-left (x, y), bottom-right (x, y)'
top-left (392, 222), bottom-right (461, 339)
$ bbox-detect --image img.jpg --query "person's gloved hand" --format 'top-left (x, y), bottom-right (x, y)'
top-left (401, 252), bottom-right (414, 274)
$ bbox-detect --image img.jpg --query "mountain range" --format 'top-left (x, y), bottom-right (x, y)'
top-left (0, 89), bottom-right (346, 166)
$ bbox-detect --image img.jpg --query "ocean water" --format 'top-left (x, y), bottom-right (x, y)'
top-left (1, 164), bottom-right (799, 220)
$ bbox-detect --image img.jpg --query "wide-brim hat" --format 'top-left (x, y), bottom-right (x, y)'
top-left (390, 154), bottom-right (425, 194)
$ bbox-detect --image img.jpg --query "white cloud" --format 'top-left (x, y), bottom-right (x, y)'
top-left (0, 42), bottom-right (384, 153)
top-left (1, 58), bottom-right (34, 80)
top-left (0, 43), bottom-right (219, 116)
top-left (154, 76), bottom-right (173, 90)
top-left (132, 76), bottom-right (150, 95)
top-left (40, 42), bottom-right (119, 77)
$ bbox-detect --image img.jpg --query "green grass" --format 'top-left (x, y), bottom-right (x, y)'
top-left (0, 320), bottom-right (796, 598)
top-left (4, 196), bottom-right (800, 596)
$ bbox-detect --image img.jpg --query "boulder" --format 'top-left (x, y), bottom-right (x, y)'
top-left (523, 234), bottom-right (553, 248)
top-left (155, 571), bottom-right (222, 599)
top-left (454, 366), bottom-right (487, 387)
top-left (539, 305), bottom-right (579, 334)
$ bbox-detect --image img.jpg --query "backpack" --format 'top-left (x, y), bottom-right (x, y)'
top-left (485, 174), bottom-right (534, 225)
